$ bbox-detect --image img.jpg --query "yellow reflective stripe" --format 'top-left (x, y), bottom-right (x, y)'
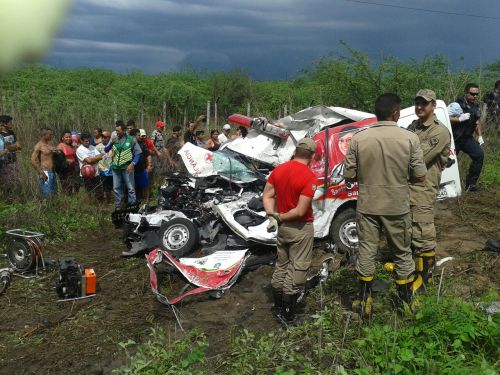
top-left (112, 146), bottom-right (133, 167)
top-left (359, 275), bottom-right (374, 282)
top-left (419, 251), bottom-right (436, 257)
top-left (415, 257), bottom-right (424, 272)
top-left (395, 275), bottom-right (415, 285)
top-left (412, 274), bottom-right (423, 292)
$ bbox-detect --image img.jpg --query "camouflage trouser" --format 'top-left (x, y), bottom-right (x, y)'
top-left (410, 204), bottom-right (436, 254)
top-left (271, 222), bottom-right (314, 295)
top-left (356, 212), bottom-right (414, 280)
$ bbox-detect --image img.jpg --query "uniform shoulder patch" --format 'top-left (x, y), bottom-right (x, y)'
top-left (429, 137), bottom-right (439, 146)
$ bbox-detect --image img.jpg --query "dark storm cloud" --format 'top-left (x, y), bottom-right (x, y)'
top-left (44, 0), bottom-right (500, 79)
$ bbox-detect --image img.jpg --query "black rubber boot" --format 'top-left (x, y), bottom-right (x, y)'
top-left (352, 277), bottom-right (373, 318)
top-left (396, 273), bottom-right (423, 313)
top-left (415, 251), bottom-right (436, 287)
top-left (281, 293), bottom-right (299, 324)
top-left (396, 282), bottom-right (413, 305)
top-left (485, 239), bottom-right (500, 253)
top-left (271, 288), bottom-right (283, 318)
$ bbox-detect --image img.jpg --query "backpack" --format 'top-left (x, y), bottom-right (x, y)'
top-left (53, 152), bottom-right (69, 176)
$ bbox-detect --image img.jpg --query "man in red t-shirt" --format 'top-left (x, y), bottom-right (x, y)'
top-left (263, 138), bottom-right (318, 324)
top-left (140, 129), bottom-right (161, 159)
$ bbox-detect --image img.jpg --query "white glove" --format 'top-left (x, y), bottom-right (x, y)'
top-left (267, 216), bottom-right (278, 232)
top-left (458, 113), bottom-right (471, 122)
top-left (478, 136), bottom-right (484, 146)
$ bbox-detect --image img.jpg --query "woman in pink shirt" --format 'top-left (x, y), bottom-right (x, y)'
top-left (58, 130), bottom-right (80, 194)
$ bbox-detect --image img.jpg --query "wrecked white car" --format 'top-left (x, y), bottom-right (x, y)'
top-left (209, 101), bottom-right (461, 253)
top-left (123, 101), bottom-right (461, 259)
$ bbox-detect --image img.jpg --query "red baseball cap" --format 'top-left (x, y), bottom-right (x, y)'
top-left (155, 121), bottom-right (165, 127)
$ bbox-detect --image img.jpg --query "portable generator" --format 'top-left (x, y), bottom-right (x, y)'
top-left (55, 257), bottom-right (96, 299)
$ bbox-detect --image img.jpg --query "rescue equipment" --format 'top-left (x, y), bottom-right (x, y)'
top-left (228, 114), bottom-right (290, 140)
top-left (5, 229), bottom-right (45, 273)
top-left (55, 257), bottom-right (96, 300)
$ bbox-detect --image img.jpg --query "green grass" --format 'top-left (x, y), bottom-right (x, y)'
top-left (481, 135), bottom-right (500, 188)
top-left (458, 131), bottom-right (500, 189)
top-left (113, 328), bottom-right (208, 375)
top-left (115, 276), bottom-right (500, 374)
top-left (0, 193), bottom-right (107, 245)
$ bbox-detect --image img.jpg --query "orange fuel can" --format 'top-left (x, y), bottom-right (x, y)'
top-left (84, 268), bottom-right (96, 295)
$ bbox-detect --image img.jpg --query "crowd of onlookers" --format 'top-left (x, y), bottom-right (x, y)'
top-left (0, 80), bottom-right (498, 206)
top-left (0, 113), bottom-right (248, 208)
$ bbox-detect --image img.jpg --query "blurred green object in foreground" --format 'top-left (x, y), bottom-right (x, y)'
top-left (0, 0), bottom-right (70, 72)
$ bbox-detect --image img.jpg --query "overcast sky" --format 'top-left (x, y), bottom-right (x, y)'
top-left (44, 0), bottom-right (500, 80)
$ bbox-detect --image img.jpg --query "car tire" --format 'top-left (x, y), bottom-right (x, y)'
top-left (159, 218), bottom-right (199, 258)
top-left (330, 208), bottom-right (358, 255)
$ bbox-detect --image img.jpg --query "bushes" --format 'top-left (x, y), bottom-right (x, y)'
top-left (1, 47), bottom-right (498, 135)
top-left (0, 193), bottom-right (105, 244)
top-left (353, 295), bottom-right (500, 374)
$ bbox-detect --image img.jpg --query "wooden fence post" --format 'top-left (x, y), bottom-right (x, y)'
top-left (214, 96), bottom-right (220, 128)
top-left (113, 100), bottom-right (117, 123)
top-left (183, 96), bottom-right (189, 126)
top-left (140, 95), bottom-right (145, 128)
top-left (206, 100), bottom-right (211, 127)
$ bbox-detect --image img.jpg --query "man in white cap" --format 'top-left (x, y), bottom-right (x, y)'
top-left (263, 138), bottom-right (318, 325)
top-left (218, 124), bottom-right (231, 144)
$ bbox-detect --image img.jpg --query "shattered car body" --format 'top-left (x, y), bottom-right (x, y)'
top-left (214, 101), bottom-right (461, 252)
top-left (126, 101), bottom-right (460, 257)
top-left (132, 102), bottom-right (460, 306)
top-left (122, 145), bottom-right (270, 257)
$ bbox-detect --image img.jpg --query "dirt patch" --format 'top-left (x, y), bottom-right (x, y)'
top-left (0, 228), bottom-right (283, 374)
top-left (434, 190), bottom-right (500, 298)
top-left (0, 190), bottom-right (499, 374)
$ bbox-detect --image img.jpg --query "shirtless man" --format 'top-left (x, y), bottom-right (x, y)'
top-left (31, 127), bottom-right (58, 198)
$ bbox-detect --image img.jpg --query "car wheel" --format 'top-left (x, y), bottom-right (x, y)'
top-left (330, 208), bottom-right (358, 255)
top-left (159, 218), bottom-right (199, 258)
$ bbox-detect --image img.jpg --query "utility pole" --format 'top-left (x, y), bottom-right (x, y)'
top-left (247, 101), bottom-right (251, 117)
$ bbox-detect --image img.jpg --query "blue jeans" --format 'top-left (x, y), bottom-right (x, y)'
top-left (39, 171), bottom-right (57, 198)
top-left (112, 169), bottom-right (136, 208)
top-left (455, 136), bottom-right (484, 187)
